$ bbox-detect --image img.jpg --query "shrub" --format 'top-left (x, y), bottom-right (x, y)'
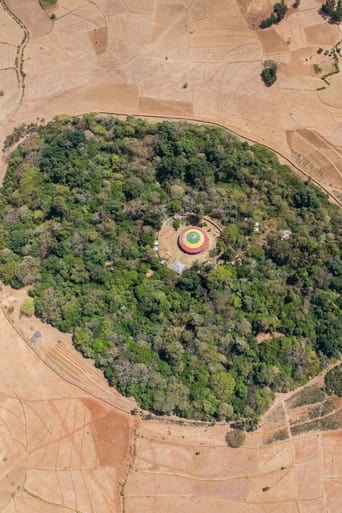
top-left (20, 298), bottom-right (34, 317)
top-left (266, 428), bottom-right (289, 444)
top-left (287, 386), bottom-right (326, 408)
top-left (261, 60), bottom-right (278, 87)
top-left (39, 0), bottom-right (57, 7)
top-left (291, 410), bottom-right (342, 435)
top-left (226, 429), bottom-right (246, 448)
top-left (325, 365), bottom-right (342, 396)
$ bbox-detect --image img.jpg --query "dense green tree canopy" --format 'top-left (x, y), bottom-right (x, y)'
top-left (0, 115), bottom-right (341, 424)
top-left (321, 0), bottom-right (342, 22)
top-left (260, 0), bottom-right (288, 28)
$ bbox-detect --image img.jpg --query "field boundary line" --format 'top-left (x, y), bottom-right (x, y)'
top-left (0, 0), bottom-right (29, 105)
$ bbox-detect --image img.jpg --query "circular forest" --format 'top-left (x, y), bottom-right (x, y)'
top-left (178, 226), bottom-right (209, 254)
top-left (0, 116), bottom-right (341, 425)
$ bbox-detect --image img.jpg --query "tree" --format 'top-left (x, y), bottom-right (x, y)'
top-left (20, 298), bottom-right (35, 317)
top-left (260, 0), bottom-right (288, 28)
top-left (217, 402), bottom-right (234, 420)
top-left (261, 61), bottom-right (278, 87)
top-left (321, 0), bottom-right (342, 22)
top-left (226, 429), bottom-right (246, 448)
top-left (210, 371), bottom-right (236, 402)
top-left (325, 365), bottom-right (342, 396)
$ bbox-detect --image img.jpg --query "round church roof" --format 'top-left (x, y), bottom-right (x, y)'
top-left (178, 226), bottom-right (209, 254)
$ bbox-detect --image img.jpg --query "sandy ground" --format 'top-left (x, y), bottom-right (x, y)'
top-left (0, 1), bottom-right (342, 512)
top-left (0, 0), bottom-right (341, 204)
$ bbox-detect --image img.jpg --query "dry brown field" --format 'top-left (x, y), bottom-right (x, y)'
top-left (0, 1), bottom-right (341, 512)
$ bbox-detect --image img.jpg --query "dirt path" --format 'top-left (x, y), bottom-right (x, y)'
top-left (0, 0), bottom-right (29, 106)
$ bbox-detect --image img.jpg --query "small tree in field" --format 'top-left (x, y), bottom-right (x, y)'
top-left (260, 0), bottom-right (288, 28)
top-left (226, 429), bottom-right (246, 448)
top-left (261, 61), bottom-right (278, 87)
top-left (20, 298), bottom-right (34, 317)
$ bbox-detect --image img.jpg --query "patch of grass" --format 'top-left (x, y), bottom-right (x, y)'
top-left (287, 386), bottom-right (326, 409)
top-left (266, 428), bottom-right (289, 444)
top-left (309, 398), bottom-right (336, 419)
top-left (308, 405), bottom-right (321, 419)
top-left (291, 410), bottom-right (342, 435)
top-left (20, 298), bottom-right (34, 317)
top-left (39, 0), bottom-right (57, 8)
top-left (6, 305), bottom-right (14, 315)
top-left (321, 398), bottom-right (338, 416)
top-left (325, 364), bottom-right (342, 397)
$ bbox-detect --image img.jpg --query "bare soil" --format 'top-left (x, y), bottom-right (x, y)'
top-left (0, 285), bottom-right (136, 513)
top-left (88, 26), bottom-right (108, 55)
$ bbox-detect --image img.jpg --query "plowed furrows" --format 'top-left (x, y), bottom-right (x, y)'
top-left (45, 345), bottom-right (115, 400)
top-left (310, 132), bottom-right (342, 174)
top-left (297, 129), bottom-right (342, 179)
top-left (50, 343), bottom-right (112, 392)
top-left (45, 349), bottom-right (85, 382)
